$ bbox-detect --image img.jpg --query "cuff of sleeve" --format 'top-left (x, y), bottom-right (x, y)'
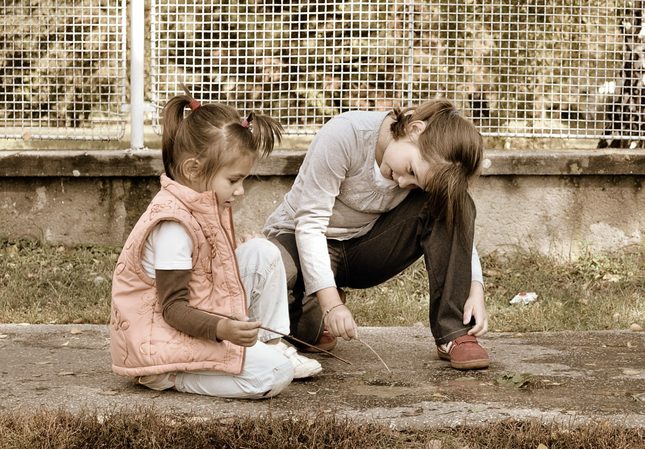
top-left (209, 319), bottom-right (223, 342)
top-left (304, 280), bottom-right (338, 298)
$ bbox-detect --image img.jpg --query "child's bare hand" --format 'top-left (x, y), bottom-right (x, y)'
top-left (324, 305), bottom-right (357, 341)
top-left (464, 282), bottom-right (488, 337)
top-left (217, 319), bottom-right (261, 347)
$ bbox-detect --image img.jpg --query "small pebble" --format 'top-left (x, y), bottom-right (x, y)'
top-left (629, 323), bottom-right (642, 332)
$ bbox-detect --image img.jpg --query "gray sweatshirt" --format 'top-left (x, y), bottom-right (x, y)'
top-left (264, 111), bottom-right (483, 296)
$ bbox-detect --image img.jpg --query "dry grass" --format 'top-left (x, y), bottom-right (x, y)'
top-left (0, 239), bottom-right (116, 324)
top-left (0, 409), bottom-right (643, 449)
top-left (1, 239), bottom-right (643, 446)
top-left (1, 238), bottom-right (643, 332)
top-left (349, 251), bottom-right (644, 332)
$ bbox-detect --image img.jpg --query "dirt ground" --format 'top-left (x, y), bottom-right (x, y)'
top-left (0, 324), bottom-right (643, 428)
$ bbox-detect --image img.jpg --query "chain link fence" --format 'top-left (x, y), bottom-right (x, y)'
top-left (1, 1), bottom-right (643, 145)
top-left (0, 0), bottom-right (127, 140)
top-left (150, 0), bottom-right (645, 145)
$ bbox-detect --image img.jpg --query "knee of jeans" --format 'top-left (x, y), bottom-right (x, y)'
top-left (246, 238), bottom-right (282, 266)
top-left (261, 358), bottom-right (294, 398)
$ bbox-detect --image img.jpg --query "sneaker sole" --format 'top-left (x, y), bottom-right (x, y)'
top-left (437, 350), bottom-right (489, 370)
top-left (450, 359), bottom-right (490, 370)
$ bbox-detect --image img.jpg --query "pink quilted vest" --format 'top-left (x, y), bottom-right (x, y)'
top-left (110, 175), bottom-right (246, 377)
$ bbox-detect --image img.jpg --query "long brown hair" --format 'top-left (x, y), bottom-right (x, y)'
top-left (390, 99), bottom-right (483, 236)
top-left (161, 88), bottom-right (283, 185)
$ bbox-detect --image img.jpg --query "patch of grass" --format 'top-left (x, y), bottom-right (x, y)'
top-left (483, 251), bottom-right (644, 332)
top-left (0, 238), bottom-right (643, 332)
top-left (0, 409), bottom-right (643, 449)
top-left (349, 251), bottom-right (644, 332)
top-left (0, 239), bottom-right (118, 324)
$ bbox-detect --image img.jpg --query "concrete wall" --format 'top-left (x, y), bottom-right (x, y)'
top-left (1, 148), bottom-right (643, 258)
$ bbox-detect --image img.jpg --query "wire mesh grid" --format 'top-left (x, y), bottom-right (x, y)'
top-left (0, 0), bottom-right (127, 140)
top-left (150, 0), bottom-right (645, 142)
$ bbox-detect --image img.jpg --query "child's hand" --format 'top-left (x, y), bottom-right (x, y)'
top-left (216, 318), bottom-right (261, 347)
top-left (318, 287), bottom-right (357, 341)
top-left (464, 281), bottom-right (488, 337)
top-left (324, 304), bottom-right (357, 341)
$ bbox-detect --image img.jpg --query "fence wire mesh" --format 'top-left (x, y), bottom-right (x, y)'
top-left (151, 0), bottom-right (645, 144)
top-left (0, 0), bottom-right (127, 140)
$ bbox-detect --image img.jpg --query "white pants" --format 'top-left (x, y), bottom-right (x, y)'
top-left (146, 239), bottom-right (295, 399)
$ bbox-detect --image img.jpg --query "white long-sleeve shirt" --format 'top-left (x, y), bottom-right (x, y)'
top-left (263, 111), bottom-right (483, 296)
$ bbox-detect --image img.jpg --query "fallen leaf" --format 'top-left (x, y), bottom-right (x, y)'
top-left (99, 390), bottom-right (119, 396)
top-left (495, 372), bottom-right (533, 389)
top-left (602, 274), bottom-right (621, 282)
top-left (631, 393), bottom-right (645, 402)
top-left (401, 407), bottom-right (423, 417)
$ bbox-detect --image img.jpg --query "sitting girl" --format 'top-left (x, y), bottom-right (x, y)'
top-left (110, 89), bottom-right (321, 399)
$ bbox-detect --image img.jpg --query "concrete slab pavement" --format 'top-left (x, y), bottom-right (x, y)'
top-left (1, 324), bottom-right (643, 429)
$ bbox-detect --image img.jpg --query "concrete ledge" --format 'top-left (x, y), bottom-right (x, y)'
top-left (1, 148), bottom-right (644, 177)
top-left (0, 148), bottom-right (642, 256)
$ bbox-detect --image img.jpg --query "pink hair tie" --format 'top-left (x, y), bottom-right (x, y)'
top-left (241, 113), bottom-right (253, 128)
top-left (188, 99), bottom-right (201, 111)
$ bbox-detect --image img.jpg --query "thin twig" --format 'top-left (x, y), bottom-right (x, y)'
top-left (356, 337), bottom-right (391, 373)
top-left (207, 311), bottom-right (352, 365)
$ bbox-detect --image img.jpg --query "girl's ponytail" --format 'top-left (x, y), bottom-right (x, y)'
top-left (245, 111), bottom-right (283, 158)
top-left (161, 95), bottom-right (193, 180)
top-left (424, 162), bottom-right (474, 239)
top-left (389, 108), bottom-right (412, 140)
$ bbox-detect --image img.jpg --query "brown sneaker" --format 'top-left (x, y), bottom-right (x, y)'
top-left (437, 335), bottom-right (489, 370)
top-left (300, 329), bottom-right (337, 353)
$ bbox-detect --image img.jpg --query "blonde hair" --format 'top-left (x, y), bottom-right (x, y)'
top-left (390, 99), bottom-right (483, 236)
top-left (161, 88), bottom-right (282, 185)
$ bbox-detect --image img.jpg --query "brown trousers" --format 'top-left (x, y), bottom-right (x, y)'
top-left (270, 189), bottom-right (476, 346)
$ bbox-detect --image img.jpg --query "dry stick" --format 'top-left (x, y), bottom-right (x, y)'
top-left (208, 311), bottom-right (352, 365)
top-left (356, 337), bottom-right (391, 373)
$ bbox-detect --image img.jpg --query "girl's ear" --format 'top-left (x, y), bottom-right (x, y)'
top-left (408, 120), bottom-right (427, 139)
top-left (179, 158), bottom-right (200, 181)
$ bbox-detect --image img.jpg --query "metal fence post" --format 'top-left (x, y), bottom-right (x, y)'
top-left (130, 0), bottom-right (145, 150)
